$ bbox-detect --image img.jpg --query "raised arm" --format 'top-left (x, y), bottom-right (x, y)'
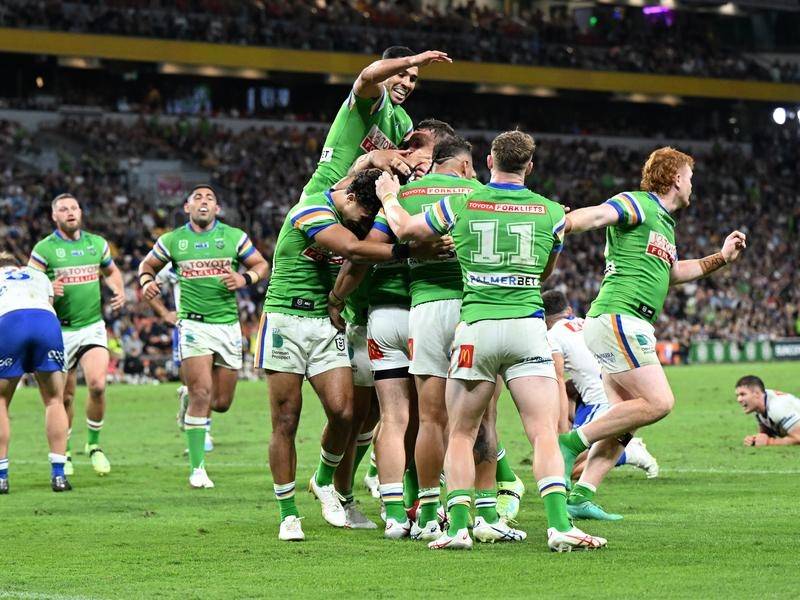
top-left (670, 231), bottom-right (747, 285)
top-left (313, 223), bottom-right (396, 264)
top-left (354, 50), bottom-right (451, 99)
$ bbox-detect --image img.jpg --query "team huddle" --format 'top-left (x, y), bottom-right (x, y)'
top-left (0, 47), bottom-right (754, 552)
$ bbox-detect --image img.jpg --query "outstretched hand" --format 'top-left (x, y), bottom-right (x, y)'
top-left (721, 230), bottom-right (747, 264)
top-left (411, 50), bottom-right (452, 67)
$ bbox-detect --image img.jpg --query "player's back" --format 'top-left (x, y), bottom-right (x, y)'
top-left (446, 182), bottom-right (566, 324)
top-left (0, 266), bottom-right (55, 317)
top-left (588, 191), bottom-right (677, 324)
top-left (547, 317), bottom-right (607, 406)
top-left (400, 173), bottom-right (481, 307)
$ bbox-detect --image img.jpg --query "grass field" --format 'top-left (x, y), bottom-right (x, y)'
top-left (2, 361), bottom-right (798, 599)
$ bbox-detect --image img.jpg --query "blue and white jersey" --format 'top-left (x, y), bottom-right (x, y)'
top-left (156, 264), bottom-right (181, 312)
top-left (757, 389), bottom-right (800, 437)
top-left (0, 266), bottom-right (55, 317)
top-left (547, 316), bottom-right (607, 407)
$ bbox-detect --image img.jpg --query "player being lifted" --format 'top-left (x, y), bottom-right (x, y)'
top-left (374, 131), bottom-right (606, 551)
top-left (0, 252), bottom-right (71, 493)
top-left (138, 185), bottom-right (269, 489)
top-left (302, 46), bottom-right (451, 198)
top-left (543, 289), bottom-right (659, 521)
top-left (29, 194), bottom-right (125, 476)
top-left (558, 148), bottom-right (747, 525)
top-left (257, 170), bottom-right (403, 542)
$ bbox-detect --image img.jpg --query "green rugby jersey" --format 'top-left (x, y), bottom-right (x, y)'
top-left (342, 274), bottom-right (371, 326)
top-left (30, 231), bottom-right (113, 330)
top-left (152, 221), bottom-right (255, 325)
top-left (399, 173), bottom-right (482, 307)
top-left (303, 87), bottom-right (413, 196)
top-left (587, 191), bottom-right (677, 324)
top-left (265, 191), bottom-right (345, 318)
top-left (368, 210), bottom-right (410, 308)
top-left (425, 182), bottom-right (566, 324)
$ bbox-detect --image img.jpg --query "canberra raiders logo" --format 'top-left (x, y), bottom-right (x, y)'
top-left (215, 238), bottom-right (225, 249)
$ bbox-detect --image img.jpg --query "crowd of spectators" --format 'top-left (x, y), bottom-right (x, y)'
top-left (1, 114), bottom-right (798, 380)
top-left (2, 0), bottom-right (799, 83)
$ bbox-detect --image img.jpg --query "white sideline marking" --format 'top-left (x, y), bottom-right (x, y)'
top-left (0, 591), bottom-right (97, 600)
top-left (11, 460), bottom-right (800, 475)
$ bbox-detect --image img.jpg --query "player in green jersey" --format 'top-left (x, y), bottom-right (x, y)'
top-left (29, 194), bottom-right (125, 477)
top-left (374, 131), bottom-right (606, 551)
top-left (256, 170), bottom-right (403, 541)
top-left (138, 185), bottom-right (269, 489)
top-left (302, 47), bottom-right (451, 198)
top-left (558, 147), bottom-right (747, 525)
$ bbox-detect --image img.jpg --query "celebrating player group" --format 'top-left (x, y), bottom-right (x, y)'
top-left (0, 46), bottom-right (749, 553)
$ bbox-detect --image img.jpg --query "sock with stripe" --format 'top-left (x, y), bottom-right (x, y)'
top-left (568, 481), bottom-right (596, 505)
top-left (87, 419), bottom-right (103, 447)
top-left (417, 487), bottom-right (440, 524)
top-left (351, 431), bottom-right (373, 487)
top-left (615, 451), bottom-right (627, 466)
top-left (475, 489), bottom-right (499, 525)
top-left (495, 442), bottom-right (516, 483)
top-left (538, 476), bottom-right (571, 532)
top-left (274, 481), bottom-right (299, 520)
top-left (315, 448), bottom-right (344, 486)
top-left (0, 457), bottom-right (8, 480)
top-left (446, 489), bottom-right (472, 535)
top-left (367, 451), bottom-right (378, 478)
top-left (379, 482), bottom-right (406, 522)
top-left (49, 453), bottom-right (66, 478)
top-left (560, 429), bottom-right (589, 455)
top-left (339, 488), bottom-right (354, 506)
top-left (184, 415), bottom-right (207, 470)
top-left (403, 464), bottom-right (419, 509)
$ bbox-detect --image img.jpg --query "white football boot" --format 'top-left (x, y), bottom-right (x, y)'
top-left (473, 517), bottom-right (527, 543)
top-left (384, 517), bottom-right (411, 539)
top-left (410, 519), bottom-right (442, 542)
top-left (428, 528), bottom-right (473, 550)
top-left (363, 472), bottom-right (380, 499)
top-left (547, 526), bottom-right (607, 552)
top-left (344, 502), bottom-right (378, 529)
top-left (308, 477), bottom-right (347, 527)
top-left (189, 467), bottom-right (214, 489)
top-left (624, 437), bottom-right (659, 479)
top-left (278, 515), bottom-right (305, 541)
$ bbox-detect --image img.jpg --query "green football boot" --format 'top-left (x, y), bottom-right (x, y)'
top-left (567, 500), bottom-right (623, 521)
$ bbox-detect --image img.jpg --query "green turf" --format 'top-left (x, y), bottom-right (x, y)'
top-left (2, 362), bottom-right (798, 599)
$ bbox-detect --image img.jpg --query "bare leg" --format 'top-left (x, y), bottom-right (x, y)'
top-left (414, 375), bottom-right (447, 490)
top-left (35, 370), bottom-right (68, 455)
top-left (0, 377), bottom-right (21, 459)
top-left (79, 347), bottom-right (109, 425)
top-left (443, 379), bottom-right (495, 492)
top-left (334, 384), bottom-right (373, 494)
top-left (309, 367), bottom-right (354, 461)
top-left (210, 366), bottom-right (238, 413)
top-left (374, 377), bottom-right (413, 485)
top-left (267, 371), bottom-right (304, 485)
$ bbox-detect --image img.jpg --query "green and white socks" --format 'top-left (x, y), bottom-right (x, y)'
top-left (537, 476), bottom-right (571, 532)
top-left (274, 481), bottom-right (299, 521)
top-left (184, 414), bottom-right (206, 470)
top-left (315, 448), bottom-right (344, 486)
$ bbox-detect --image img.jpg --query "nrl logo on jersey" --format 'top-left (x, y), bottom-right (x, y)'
top-left (301, 246), bottom-right (344, 265)
top-left (645, 231), bottom-right (677, 266)
top-left (178, 239), bottom-right (189, 251)
top-left (178, 257), bottom-right (233, 279)
top-left (360, 125), bottom-right (397, 153)
top-left (56, 248), bottom-right (66, 259)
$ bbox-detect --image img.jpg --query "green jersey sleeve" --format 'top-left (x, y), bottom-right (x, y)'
top-left (152, 232), bottom-right (173, 263)
top-left (288, 201), bottom-right (340, 239)
top-left (604, 192), bottom-right (647, 227)
top-left (423, 195), bottom-right (465, 235)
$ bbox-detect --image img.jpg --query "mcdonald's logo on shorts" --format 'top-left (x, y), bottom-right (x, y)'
top-left (457, 344), bottom-right (474, 368)
top-left (368, 338), bottom-right (384, 360)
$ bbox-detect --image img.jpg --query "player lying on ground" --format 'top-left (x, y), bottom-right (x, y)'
top-left (29, 193), bottom-right (125, 477)
top-left (0, 252), bottom-right (71, 493)
top-left (557, 148), bottom-right (747, 530)
top-left (735, 375), bottom-right (800, 447)
top-left (375, 130), bottom-right (606, 551)
top-left (139, 185), bottom-right (269, 489)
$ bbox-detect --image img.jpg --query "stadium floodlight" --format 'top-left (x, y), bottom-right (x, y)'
top-left (772, 107), bottom-right (787, 125)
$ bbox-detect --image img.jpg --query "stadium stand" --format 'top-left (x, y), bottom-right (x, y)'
top-left (1, 0), bottom-right (799, 82)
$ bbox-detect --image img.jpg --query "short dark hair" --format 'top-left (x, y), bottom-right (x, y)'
top-left (346, 169), bottom-right (383, 216)
top-left (416, 119), bottom-right (456, 143)
top-left (51, 193), bottom-right (77, 210)
top-left (382, 46), bottom-right (415, 60)
top-left (432, 136), bottom-right (472, 165)
top-left (491, 130), bottom-right (536, 174)
top-left (187, 184), bottom-right (219, 203)
top-left (542, 290), bottom-right (569, 316)
top-left (0, 251), bottom-right (19, 268)
top-left (735, 375), bottom-right (765, 391)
